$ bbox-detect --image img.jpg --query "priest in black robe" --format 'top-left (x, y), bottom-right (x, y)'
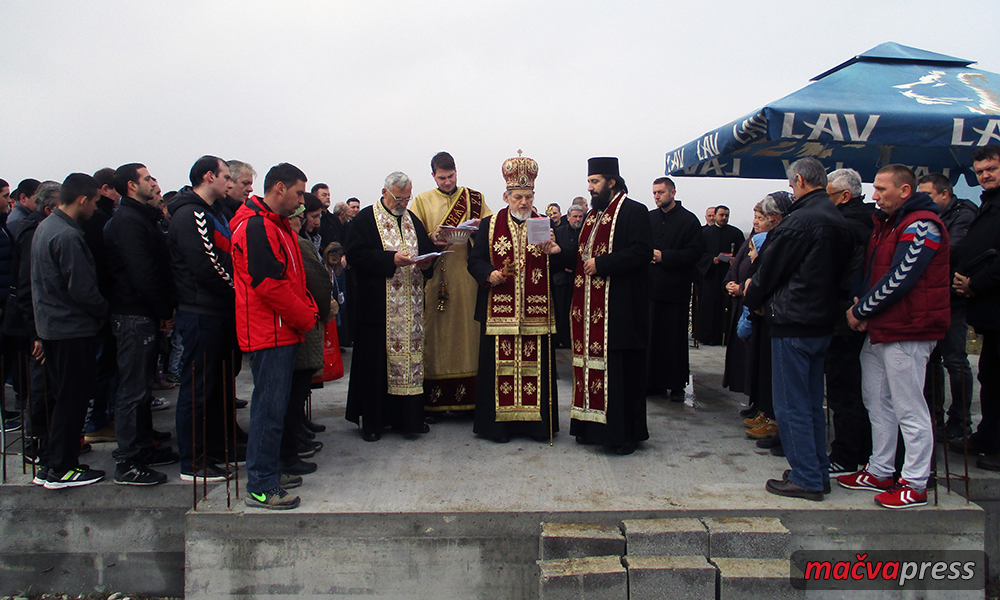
top-left (569, 157), bottom-right (653, 455)
top-left (647, 177), bottom-right (704, 400)
top-left (345, 172), bottom-right (435, 442)
top-left (697, 206), bottom-right (745, 345)
top-left (468, 152), bottom-right (561, 443)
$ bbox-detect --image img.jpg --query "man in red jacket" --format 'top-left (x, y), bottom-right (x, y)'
top-left (839, 164), bottom-right (950, 509)
top-left (231, 163), bottom-right (319, 510)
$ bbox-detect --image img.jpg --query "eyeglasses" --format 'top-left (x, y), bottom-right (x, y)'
top-left (387, 189), bottom-right (411, 203)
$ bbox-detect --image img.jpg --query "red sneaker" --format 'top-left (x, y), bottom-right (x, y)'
top-left (836, 465), bottom-right (894, 491)
top-left (874, 478), bottom-right (927, 509)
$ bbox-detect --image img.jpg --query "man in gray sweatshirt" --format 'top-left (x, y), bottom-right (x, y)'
top-left (31, 172), bottom-right (109, 489)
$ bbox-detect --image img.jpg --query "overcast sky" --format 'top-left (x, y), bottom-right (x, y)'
top-left (2, 0), bottom-right (996, 232)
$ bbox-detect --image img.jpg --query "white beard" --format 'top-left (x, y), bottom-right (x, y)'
top-left (511, 209), bottom-right (531, 221)
top-left (391, 206), bottom-right (407, 217)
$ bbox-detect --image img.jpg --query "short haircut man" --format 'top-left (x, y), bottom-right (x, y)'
top-left (744, 156), bottom-right (851, 501)
top-left (951, 146), bottom-right (1000, 470)
top-left (7, 178), bottom-right (41, 234)
top-left (167, 155), bottom-right (236, 483)
top-left (104, 162), bottom-right (176, 484)
top-left (32, 172), bottom-right (109, 489)
top-left (231, 162), bottom-right (317, 509)
top-left (647, 175), bottom-right (704, 400)
top-left (837, 164), bottom-right (950, 508)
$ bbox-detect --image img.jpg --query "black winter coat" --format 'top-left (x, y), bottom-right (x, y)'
top-left (104, 196), bottom-right (174, 320)
top-left (744, 188), bottom-right (852, 338)
top-left (960, 187), bottom-right (1000, 333)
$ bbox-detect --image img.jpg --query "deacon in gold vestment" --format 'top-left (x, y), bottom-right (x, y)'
top-left (411, 152), bottom-right (491, 417)
top-left (467, 152), bottom-right (562, 443)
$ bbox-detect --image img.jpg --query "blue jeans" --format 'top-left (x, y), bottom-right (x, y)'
top-left (771, 335), bottom-right (832, 492)
top-left (111, 315), bottom-right (158, 463)
top-left (246, 344), bottom-right (298, 494)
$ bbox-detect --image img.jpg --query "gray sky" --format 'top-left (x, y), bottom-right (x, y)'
top-left (2, 0), bottom-right (996, 232)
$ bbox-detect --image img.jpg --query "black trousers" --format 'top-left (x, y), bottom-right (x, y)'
top-left (974, 330), bottom-right (1000, 453)
top-left (824, 331), bottom-right (872, 467)
top-left (41, 336), bottom-right (98, 474)
top-left (647, 300), bottom-right (690, 392)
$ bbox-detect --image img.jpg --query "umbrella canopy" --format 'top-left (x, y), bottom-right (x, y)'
top-left (665, 42), bottom-right (1000, 185)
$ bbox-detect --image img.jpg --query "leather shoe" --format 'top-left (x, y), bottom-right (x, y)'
top-left (669, 389), bottom-right (685, 403)
top-left (303, 419), bottom-right (326, 433)
top-left (493, 435), bottom-right (511, 444)
top-left (615, 442), bottom-right (637, 456)
top-left (765, 478), bottom-right (823, 501)
top-left (362, 432), bottom-right (381, 442)
top-left (417, 423), bottom-right (430, 434)
top-left (235, 398), bottom-right (248, 409)
top-left (770, 444), bottom-right (785, 457)
top-left (977, 454), bottom-right (1000, 471)
top-left (783, 470), bottom-right (830, 494)
top-left (280, 457), bottom-right (318, 475)
top-left (424, 413), bottom-right (443, 424)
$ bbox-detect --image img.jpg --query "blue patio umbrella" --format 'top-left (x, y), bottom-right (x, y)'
top-left (665, 42), bottom-right (1000, 185)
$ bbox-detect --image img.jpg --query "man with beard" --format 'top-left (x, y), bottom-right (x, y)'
top-left (647, 177), bottom-right (704, 400)
top-left (345, 172), bottom-right (435, 442)
top-left (412, 152), bottom-right (491, 419)
top-left (553, 205), bottom-right (585, 348)
top-left (698, 205), bottom-right (744, 345)
top-left (704, 207), bottom-right (715, 227)
top-left (311, 183), bottom-right (340, 250)
top-left (570, 157), bottom-right (653, 455)
top-left (468, 152), bottom-right (561, 443)
top-left (168, 155), bottom-right (236, 481)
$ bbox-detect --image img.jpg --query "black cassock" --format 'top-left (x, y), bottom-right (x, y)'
top-left (697, 223), bottom-right (745, 346)
top-left (344, 204), bottom-right (434, 436)
top-left (566, 197), bottom-right (653, 447)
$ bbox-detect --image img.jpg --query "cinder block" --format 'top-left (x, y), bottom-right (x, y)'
top-left (621, 518), bottom-right (708, 557)
top-left (715, 557), bottom-right (803, 600)
top-left (540, 522), bottom-right (626, 560)
top-left (704, 516), bottom-right (791, 559)
top-left (538, 555), bottom-right (627, 600)
top-left (624, 555), bottom-right (716, 600)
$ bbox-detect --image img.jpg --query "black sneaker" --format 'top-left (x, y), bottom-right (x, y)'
top-left (32, 465), bottom-right (49, 486)
top-left (44, 466), bottom-right (105, 489)
top-left (828, 460), bottom-right (855, 477)
top-left (114, 462), bottom-right (167, 486)
top-left (141, 446), bottom-right (180, 467)
top-left (245, 487), bottom-right (300, 510)
top-left (279, 473), bottom-right (303, 489)
top-left (2, 417), bottom-right (22, 433)
top-left (180, 463), bottom-right (231, 483)
top-left (280, 457), bottom-right (317, 475)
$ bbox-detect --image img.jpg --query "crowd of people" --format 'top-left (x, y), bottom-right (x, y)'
top-left (2, 145), bottom-right (999, 511)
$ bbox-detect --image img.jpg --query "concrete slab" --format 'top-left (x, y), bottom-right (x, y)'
top-left (623, 555), bottom-right (715, 600)
top-left (537, 556), bottom-right (626, 600)
top-left (620, 518), bottom-right (707, 557)
top-left (539, 522), bottom-right (624, 560)
top-left (1, 344), bottom-right (995, 598)
top-left (714, 557), bottom-right (803, 599)
top-left (704, 516), bottom-right (790, 558)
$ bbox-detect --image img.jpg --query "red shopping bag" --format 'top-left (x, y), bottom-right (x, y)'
top-left (312, 321), bottom-right (344, 383)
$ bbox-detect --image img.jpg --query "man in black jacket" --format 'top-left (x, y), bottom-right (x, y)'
top-left (823, 168), bottom-right (875, 475)
top-left (918, 173), bottom-right (977, 440)
top-left (953, 145), bottom-right (1000, 470)
top-left (168, 155), bottom-right (235, 482)
top-left (552, 205), bottom-right (584, 348)
top-left (647, 177), bottom-right (704, 400)
top-left (104, 163), bottom-right (178, 485)
top-left (744, 157), bottom-right (851, 500)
